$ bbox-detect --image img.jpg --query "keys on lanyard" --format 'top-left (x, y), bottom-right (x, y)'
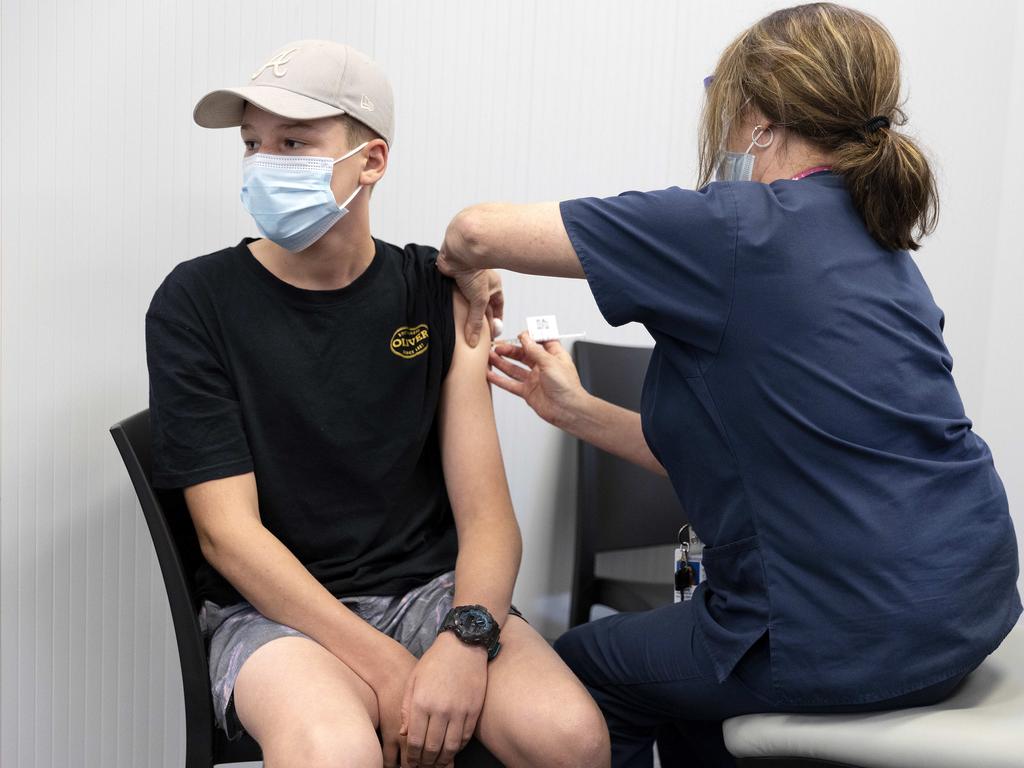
top-left (674, 524), bottom-right (705, 603)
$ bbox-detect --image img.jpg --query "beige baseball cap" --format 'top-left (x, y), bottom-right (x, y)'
top-left (193, 40), bottom-right (394, 144)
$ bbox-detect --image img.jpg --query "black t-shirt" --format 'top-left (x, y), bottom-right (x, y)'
top-left (145, 237), bottom-right (458, 606)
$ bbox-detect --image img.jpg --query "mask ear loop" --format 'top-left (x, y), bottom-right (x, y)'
top-left (746, 125), bottom-right (774, 153)
top-left (338, 184), bottom-right (362, 209)
top-left (332, 141), bottom-right (370, 165)
top-left (332, 141), bottom-right (371, 209)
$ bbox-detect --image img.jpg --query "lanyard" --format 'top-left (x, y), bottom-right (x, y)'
top-left (790, 165), bottom-right (833, 181)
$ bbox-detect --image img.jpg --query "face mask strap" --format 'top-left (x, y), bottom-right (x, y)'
top-left (331, 141), bottom-right (370, 210)
top-left (339, 183), bottom-right (362, 209)
top-left (332, 141), bottom-right (370, 165)
top-left (335, 140), bottom-right (370, 209)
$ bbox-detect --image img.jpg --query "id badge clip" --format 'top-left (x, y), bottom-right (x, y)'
top-left (674, 524), bottom-right (706, 603)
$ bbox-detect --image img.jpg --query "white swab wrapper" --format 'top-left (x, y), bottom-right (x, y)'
top-left (527, 314), bottom-right (560, 341)
top-left (493, 314), bottom-right (586, 346)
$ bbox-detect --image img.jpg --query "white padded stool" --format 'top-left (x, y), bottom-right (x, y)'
top-left (723, 617), bottom-right (1024, 768)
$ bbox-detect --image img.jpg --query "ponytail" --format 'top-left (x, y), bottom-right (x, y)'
top-left (832, 113), bottom-right (939, 251)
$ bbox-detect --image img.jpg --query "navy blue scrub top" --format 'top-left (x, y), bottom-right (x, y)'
top-left (560, 172), bottom-right (1021, 706)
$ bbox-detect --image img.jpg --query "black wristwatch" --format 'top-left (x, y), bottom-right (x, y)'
top-left (438, 604), bottom-right (502, 661)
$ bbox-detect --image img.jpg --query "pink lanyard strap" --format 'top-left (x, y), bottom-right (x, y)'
top-left (790, 165), bottom-right (833, 181)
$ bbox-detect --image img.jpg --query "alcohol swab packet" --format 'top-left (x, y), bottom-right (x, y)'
top-left (528, 314), bottom-right (559, 341)
top-left (492, 314), bottom-right (586, 346)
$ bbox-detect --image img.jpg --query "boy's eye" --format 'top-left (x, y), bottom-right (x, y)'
top-left (243, 140), bottom-right (257, 151)
top-left (284, 139), bottom-right (305, 149)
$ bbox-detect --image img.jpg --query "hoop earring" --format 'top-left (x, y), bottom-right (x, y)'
top-left (751, 125), bottom-right (774, 148)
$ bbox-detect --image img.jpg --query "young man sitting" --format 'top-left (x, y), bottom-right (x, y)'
top-left (146, 40), bottom-right (609, 768)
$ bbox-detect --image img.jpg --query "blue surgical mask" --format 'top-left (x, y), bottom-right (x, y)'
top-left (715, 125), bottom-right (773, 182)
top-left (240, 141), bottom-right (369, 252)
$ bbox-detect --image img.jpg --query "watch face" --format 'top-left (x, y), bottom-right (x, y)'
top-left (453, 606), bottom-right (494, 642)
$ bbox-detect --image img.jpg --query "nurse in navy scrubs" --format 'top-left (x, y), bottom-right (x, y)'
top-left (438, 3), bottom-right (1021, 767)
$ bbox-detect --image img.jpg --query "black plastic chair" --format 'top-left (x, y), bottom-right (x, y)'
top-left (110, 409), bottom-right (503, 767)
top-left (110, 410), bottom-right (262, 767)
top-left (570, 342), bottom-right (688, 627)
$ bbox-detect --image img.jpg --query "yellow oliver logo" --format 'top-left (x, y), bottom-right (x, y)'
top-left (390, 324), bottom-right (430, 359)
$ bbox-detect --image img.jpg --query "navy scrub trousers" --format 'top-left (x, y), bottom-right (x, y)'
top-left (555, 600), bottom-right (969, 768)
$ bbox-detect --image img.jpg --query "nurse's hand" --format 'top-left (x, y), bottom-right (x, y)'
top-left (488, 332), bottom-right (589, 429)
top-left (492, 332), bottom-right (667, 476)
top-left (442, 267), bottom-right (504, 349)
top-left (438, 219), bottom-right (504, 348)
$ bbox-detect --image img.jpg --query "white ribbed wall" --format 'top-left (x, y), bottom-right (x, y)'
top-left (2, 1), bottom-right (1021, 766)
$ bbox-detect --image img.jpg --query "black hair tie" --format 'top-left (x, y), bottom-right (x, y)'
top-left (863, 115), bottom-right (891, 134)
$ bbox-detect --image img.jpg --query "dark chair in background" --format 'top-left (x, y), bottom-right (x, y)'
top-left (110, 409), bottom-right (503, 768)
top-left (570, 342), bottom-right (688, 627)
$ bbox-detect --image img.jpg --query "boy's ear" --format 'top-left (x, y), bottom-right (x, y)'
top-left (360, 140), bottom-right (389, 186)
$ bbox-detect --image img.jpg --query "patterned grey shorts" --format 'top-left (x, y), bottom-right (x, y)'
top-left (198, 571), bottom-right (522, 741)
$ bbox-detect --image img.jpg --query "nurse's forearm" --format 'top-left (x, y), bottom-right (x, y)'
top-left (448, 203), bottom-right (586, 279)
top-left (560, 393), bottom-right (667, 477)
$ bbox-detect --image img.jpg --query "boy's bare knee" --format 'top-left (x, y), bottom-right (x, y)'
top-left (530, 698), bottom-right (610, 768)
top-left (567, 714), bottom-right (612, 768)
top-left (263, 719), bottom-right (383, 768)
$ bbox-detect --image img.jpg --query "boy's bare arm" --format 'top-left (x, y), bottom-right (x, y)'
top-left (440, 291), bottom-right (522, 623)
top-left (400, 290), bottom-right (523, 767)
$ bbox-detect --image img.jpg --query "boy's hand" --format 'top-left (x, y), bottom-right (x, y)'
top-left (400, 631), bottom-right (488, 767)
top-left (374, 648), bottom-right (419, 768)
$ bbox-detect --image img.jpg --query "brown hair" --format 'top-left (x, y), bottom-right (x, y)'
top-left (698, 2), bottom-right (938, 251)
top-left (337, 114), bottom-right (383, 149)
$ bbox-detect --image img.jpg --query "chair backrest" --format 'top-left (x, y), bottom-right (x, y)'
top-left (574, 341), bottom-right (685, 550)
top-left (110, 409), bottom-right (217, 767)
top-left (571, 342), bottom-right (687, 624)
